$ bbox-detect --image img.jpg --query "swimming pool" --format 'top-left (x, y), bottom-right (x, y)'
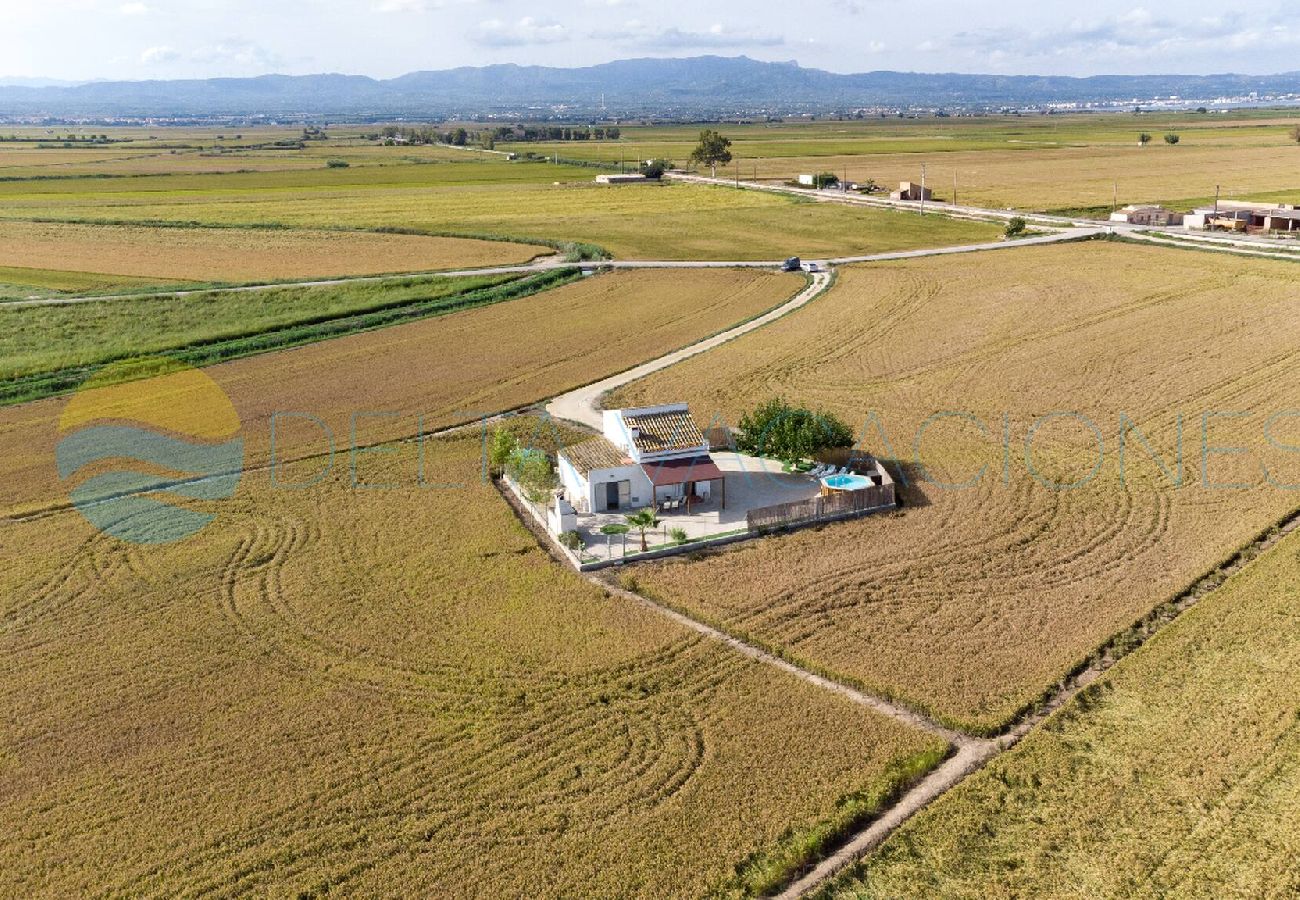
top-left (822, 473), bottom-right (873, 491)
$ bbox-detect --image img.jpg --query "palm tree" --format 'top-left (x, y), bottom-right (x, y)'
top-left (624, 508), bottom-right (661, 553)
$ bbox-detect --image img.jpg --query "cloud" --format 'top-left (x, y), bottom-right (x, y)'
top-left (191, 38), bottom-right (283, 69)
top-left (594, 21), bottom-right (784, 49)
top-left (118, 2), bottom-right (149, 15)
top-left (139, 45), bottom-right (179, 65)
top-left (470, 16), bottom-right (568, 47)
top-left (941, 8), bottom-right (1300, 61)
top-left (374, 0), bottom-right (433, 10)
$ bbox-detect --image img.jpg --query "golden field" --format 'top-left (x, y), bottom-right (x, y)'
top-left (746, 142), bottom-right (1300, 212)
top-left (831, 524), bottom-right (1300, 899)
top-left (0, 267), bottom-right (802, 516)
top-left (0, 221), bottom-right (544, 283)
top-left (613, 241), bottom-right (1300, 733)
top-left (0, 430), bottom-right (942, 896)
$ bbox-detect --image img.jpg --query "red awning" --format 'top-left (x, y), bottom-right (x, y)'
top-left (641, 456), bottom-right (725, 487)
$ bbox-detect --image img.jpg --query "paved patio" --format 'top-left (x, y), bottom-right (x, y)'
top-left (575, 452), bottom-right (822, 561)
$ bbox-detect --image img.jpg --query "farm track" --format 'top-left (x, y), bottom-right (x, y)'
top-left (12, 185), bottom-right (1300, 895)
top-left (585, 500), bottom-right (1300, 899)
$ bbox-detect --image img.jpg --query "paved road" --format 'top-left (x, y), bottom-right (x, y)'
top-left (545, 270), bottom-right (831, 429)
top-left (544, 226), bottom-right (1099, 430)
top-left (5, 224), bottom-right (1094, 308)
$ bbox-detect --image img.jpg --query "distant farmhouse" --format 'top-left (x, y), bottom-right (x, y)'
top-left (890, 181), bottom-right (933, 202)
top-left (1110, 205), bottom-right (1185, 227)
top-left (1110, 200), bottom-right (1300, 234)
top-left (1182, 201), bottom-right (1300, 234)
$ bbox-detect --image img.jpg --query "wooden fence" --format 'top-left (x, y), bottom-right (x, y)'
top-left (746, 482), bottom-right (895, 533)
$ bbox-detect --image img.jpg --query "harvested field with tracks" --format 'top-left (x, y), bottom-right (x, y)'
top-left (830, 524), bottom-right (1300, 899)
top-left (0, 267), bottom-right (802, 517)
top-left (613, 241), bottom-right (1300, 733)
top-left (0, 430), bottom-right (942, 897)
top-left (0, 221), bottom-right (544, 283)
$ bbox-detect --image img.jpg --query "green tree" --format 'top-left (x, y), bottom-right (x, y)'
top-left (812, 172), bottom-right (839, 189)
top-left (1291, 125), bottom-right (1300, 144)
top-left (624, 508), bottom-right (661, 553)
top-left (1138, 132), bottom-right (1152, 146)
top-left (689, 129), bottom-right (732, 177)
top-left (735, 398), bottom-right (854, 465)
top-left (488, 428), bottom-right (518, 474)
top-left (639, 158), bottom-right (673, 179)
top-left (506, 448), bottom-right (557, 503)
top-left (668, 527), bottom-right (689, 546)
top-left (1005, 216), bottom-right (1027, 238)
top-left (1164, 133), bottom-right (1180, 145)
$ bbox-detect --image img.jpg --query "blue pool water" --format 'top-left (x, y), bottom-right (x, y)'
top-left (822, 474), bottom-right (872, 490)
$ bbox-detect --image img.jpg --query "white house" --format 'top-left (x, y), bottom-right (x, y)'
top-left (1109, 205), bottom-right (1184, 227)
top-left (557, 404), bottom-right (725, 514)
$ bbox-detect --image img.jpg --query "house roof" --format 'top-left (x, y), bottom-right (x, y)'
top-left (641, 456), bottom-right (724, 486)
top-left (623, 409), bottom-right (707, 455)
top-left (560, 436), bottom-right (630, 476)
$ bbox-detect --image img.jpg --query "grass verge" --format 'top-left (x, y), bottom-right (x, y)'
top-left (0, 267), bottom-right (580, 406)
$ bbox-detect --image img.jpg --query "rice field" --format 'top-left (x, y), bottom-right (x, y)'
top-left (0, 270), bottom-right (534, 399)
top-left (0, 267), bottom-right (803, 517)
top-left (612, 241), bottom-right (1300, 733)
top-left (744, 142), bottom-right (1300, 214)
top-left (828, 523), bottom-right (1300, 899)
top-left (0, 160), bottom-right (1001, 261)
top-left (0, 428), bottom-right (943, 897)
top-left (0, 221), bottom-right (545, 283)
top-left (0, 264), bottom-right (192, 300)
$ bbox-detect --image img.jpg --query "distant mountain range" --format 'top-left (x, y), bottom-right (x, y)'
top-left (3, 56), bottom-right (1300, 119)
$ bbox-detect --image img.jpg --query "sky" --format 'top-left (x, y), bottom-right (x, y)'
top-left (4, 0), bottom-right (1300, 82)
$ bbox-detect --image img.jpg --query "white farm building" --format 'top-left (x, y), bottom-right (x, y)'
top-left (557, 404), bottom-right (725, 514)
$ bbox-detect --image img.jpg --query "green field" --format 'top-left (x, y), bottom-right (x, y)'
top-left (0, 162), bottom-right (1001, 260)
top-left (0, 264), bottom-right (193, 300)
top-left (0, 271), bottom-right (556, 404)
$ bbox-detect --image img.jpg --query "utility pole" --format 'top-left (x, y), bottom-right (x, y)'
top-left (843, 164), bottom-right (848, 193)
top-left (953, 171), bottom-right (958, 207)
top-left (1113, 180), bottom-right (1118, 215)
top-left (920, 163), bottom-right (927, 215)
top-left (736, 157), bottom-right (740, 188)
top-left (1214, 184), bottom-right (1221, 218)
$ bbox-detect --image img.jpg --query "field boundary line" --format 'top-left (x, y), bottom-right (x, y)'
top-left (596, 576), bottom-right (980, 746)
top-left (1123, 231), bottom-right (1300, 263)
top-left (768, 505), bottom-right (1300, 898)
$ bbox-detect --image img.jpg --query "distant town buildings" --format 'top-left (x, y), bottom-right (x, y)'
top-left (1183, 201), bottom-right (1300, 234)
